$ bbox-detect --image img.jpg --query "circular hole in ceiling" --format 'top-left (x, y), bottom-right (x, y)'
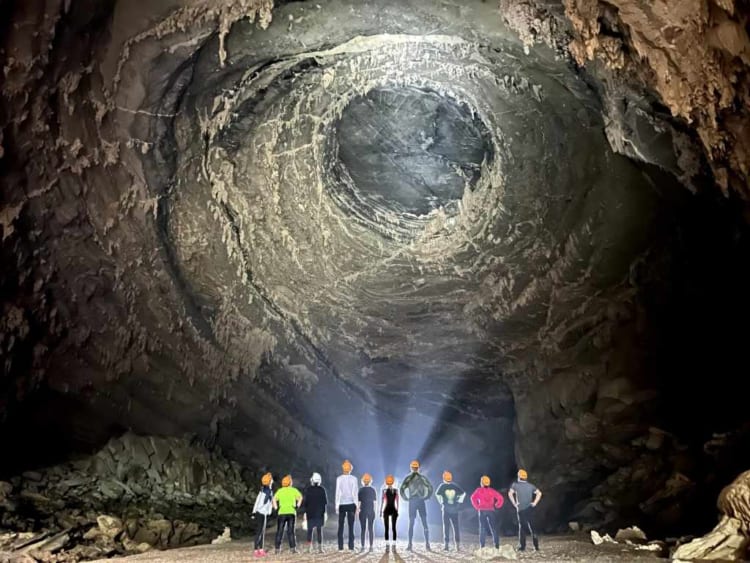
top-left (336, 85), bottom-right (493, 217)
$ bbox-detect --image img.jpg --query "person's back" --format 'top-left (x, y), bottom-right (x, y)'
top-left (435, 471), bottom-right (465, 551)
top-left (471, 476), bottom-right (503, 549)
top-left (400, 460), bottom-right (433, 551)
top-left (275, 485), bottom-right (302, 515)
top-left (273, 476), bottom-right (302, 554)
top-left (336, 460), bottom-right (359, 551)
top-left (304, 484), bottom-right (327, 520)
top-left (510, 480), bottom-right (538, 510)
top-left (358, 475), bottom-right (377, 551)
top-left (509, 469), bottom-right (542, 552)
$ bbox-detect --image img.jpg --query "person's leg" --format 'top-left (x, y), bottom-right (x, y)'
top-left (392, 513), bottom-right (398, 543)
top-left (408, 502), bottom-right (416, 548)
top-left (255, 516), bottom-right (264, 550)
top-left (526, 509), bottom-right (539, 550)
top-left (384, 514), bottom-right (390, 542)
top-left (418, 502), bottom-right (430, 547)
top-left (359, 512), bottom-right (367, 549)
top-left (368, 514), bottom-right (374, 547)
top-left (479, 513), bottom-right (487, 548)
top-left (287, 516), bottom-right (297, 549)
top-left (453, 513), bottom-right (461, 549)
top-left (275, 516), bottom-right (286, 550)
top-left (489, 512), bottom-right (499, 549)
top-left (442, 510), bottom-right (450, 549)
top-left (518, 509), bottom-right (527, 550)
top-left (338, 508), bottom-right (345, 550)
top-left (317, 524), bottom-right (323, 546)
top-left (347, 505), bottom-right (355, 550)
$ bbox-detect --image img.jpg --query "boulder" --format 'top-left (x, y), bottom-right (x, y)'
top-left (615, 525), bottom-right (648, 544)
top-left (121, 537), bottom-right (152, 554)
top-left (591, 530), bottom-right (616, 545)
top-left (673, 470), bottom-right (750, 561)
top-left (210, 527), bottom-right (232, 545)
top-left (96, 515), bottom-right (123, 540)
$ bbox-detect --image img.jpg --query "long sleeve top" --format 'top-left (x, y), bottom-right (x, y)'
top-left (335, 474), bottom-right (359, 507)
top-left (470, 486), bottom-right (504, 512)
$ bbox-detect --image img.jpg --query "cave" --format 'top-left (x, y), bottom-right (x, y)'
top-left (2, 0), bottom-right (750, 560)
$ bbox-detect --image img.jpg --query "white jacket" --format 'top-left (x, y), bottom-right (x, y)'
top-left (335, 474), bottom-right (359, 507)
top-left (253, 487), bottom-right (274, 516)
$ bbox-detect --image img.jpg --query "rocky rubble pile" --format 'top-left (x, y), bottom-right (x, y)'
top-left (673, 469), bottom-right (750, 561)
top-left (0, 433), bottom-right (257, 561)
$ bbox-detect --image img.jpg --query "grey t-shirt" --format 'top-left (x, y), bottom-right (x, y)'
top-left (510, 480), bottom-right (539, 510)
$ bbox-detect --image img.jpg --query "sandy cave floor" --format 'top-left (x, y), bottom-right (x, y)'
top-left (90, 533), bottom-right (663, 562)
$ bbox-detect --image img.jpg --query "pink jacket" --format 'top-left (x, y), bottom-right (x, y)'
top-left (471, 486), bottom-right (504, 512)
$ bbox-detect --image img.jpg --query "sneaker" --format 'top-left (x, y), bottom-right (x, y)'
top-left (317, 546), bottom-right (323, 554)
top-left (290, 548), bottom-right (298, 554)
top-left (426, 544), bottom-right (432, 552)
top-left (406, 544), bottom-right (413, 552)
top-left (274, 549), bottom-right (280, 555)
top-left (259, 549), bottom-right (267, 556)
top-left (444, 545), bottom-right (449, 551)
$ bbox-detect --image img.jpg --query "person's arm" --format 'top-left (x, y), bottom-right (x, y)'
top-left (400, 475), bottom-right (410, 500)
top-left (272, 492), bottom-right (279, 511)
top-left (425, 477), bottom-right (434, 500)
top-left (470, 489), bottom-right (480, 511)
top-left (532, 489), bottom-right (542, 507)
top-left (296, 491), bottom-right (303, 509)
top-left (435, 484), bottom-right (444, 506)
top-left (372, 489), bottom-right (377, 514)
top-left (495, 489), bottom-right (504, 509)
top-left (357, 488), bottom-right (362, 512)
top-left (508, 487), bottom-right (518, 508)
top-left (395, 491), bottom-right (399, 513)
top-left (335, 478), bottom-right (341, 513)
top-left (457, 485), bottom-right (466, 504)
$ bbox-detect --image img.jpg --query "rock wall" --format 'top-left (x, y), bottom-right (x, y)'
top-left (0, 432), bottom-right (259, 561)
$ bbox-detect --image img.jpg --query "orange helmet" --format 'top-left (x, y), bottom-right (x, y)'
top-left (342, 460), bottom-right (353, 474)
top-left (362, 473), bottom-right (372, 485)
top-left (385, 475), bottom-right (395, 486)
top-left (481, 475), bottom-right (491, 487)
top-left (282, 475), bottom-right (292, 487)
top-left (261, 472), bottom-right (273, 486)
top-left (442, 471), bottom-right (453, 483)
top-left (410, 460), bottom-right (420, 471)
top-left (518, 469), bottom-right (528, 480)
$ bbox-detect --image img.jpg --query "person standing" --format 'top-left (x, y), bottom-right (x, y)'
top-left (400, 460), bottom-right (434, 552)
top-left (435, 470), bottom-right (466, 551)
top-left (358, 473), bottom-right (377, 552)
top-left (252, 472), bottom-right (274, 557)
top-left (470, 475), bottom-right (504, 550)
top-left (335, 459), bottom-right (359, 551)
top-left (272, 475), bottom-right (302, 554)
top-left (508, 469), bottom-right (542, 551)
top-left (302, 472), bottom-right (328, 554)
top-left (381, 475), bottom-right (399, 551)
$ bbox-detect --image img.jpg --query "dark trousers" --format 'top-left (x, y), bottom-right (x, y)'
top-left (307, 517), bottom-right (323, 544)
top-left (383, 511), bottom-right (398, 541)
top-left (360, 511), bottom-right (375, 547)
top-left (275, 514), bottom-right (296, 549)
top-left (478, 511), bottom-right (498, 548)
top-left (442, 511), bottom-right (460, 547)
top-left (254, 514), bottom-right (268, 549)
top-left (338, 504), bottom-right (356, 550)
top-left (518, 507), bottom-right (539, 550)
top-left (408, 499), bottom-right (429, 546)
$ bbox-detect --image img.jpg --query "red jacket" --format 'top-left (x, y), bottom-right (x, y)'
top-left (471, 486), bottom-right (504, 512)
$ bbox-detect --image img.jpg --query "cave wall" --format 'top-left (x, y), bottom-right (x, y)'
top-left (1, 0), bottom-right (749, 539)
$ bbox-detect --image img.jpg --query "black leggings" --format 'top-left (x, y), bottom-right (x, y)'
top-left (307, 517), bottom-right (323, 544)
top-left (275, 514), bottom-right (296, 549)
top-left (254, 514), bottom-right (268, 549)
top-left (360, 511), bottom-right (375, 547)
top-left (383, 511), bottom-right (398, 541)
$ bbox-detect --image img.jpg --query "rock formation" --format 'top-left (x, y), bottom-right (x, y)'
top-left (1, 0), bottom-right (750, 558)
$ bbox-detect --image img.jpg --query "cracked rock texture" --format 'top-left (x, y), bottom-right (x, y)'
top-left (2, 0), bottom-right (750, 556)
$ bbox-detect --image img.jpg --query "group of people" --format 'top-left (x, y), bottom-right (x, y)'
top-left (251, 459), bottom-right (542, 557)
